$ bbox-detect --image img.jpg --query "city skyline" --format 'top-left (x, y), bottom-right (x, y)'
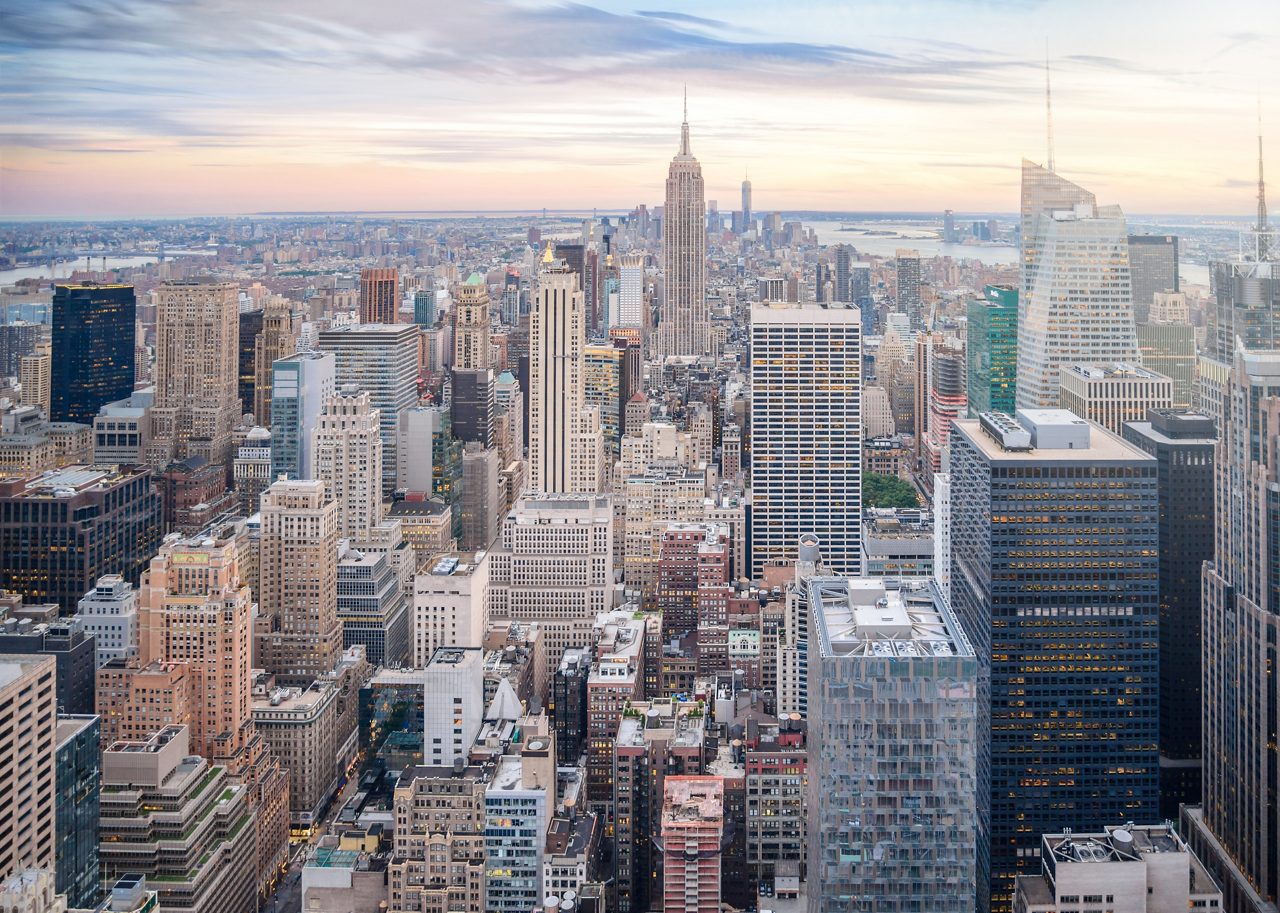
top-left (1, 0), bottom-right (1275, 219)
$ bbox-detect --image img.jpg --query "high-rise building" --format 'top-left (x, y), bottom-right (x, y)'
top-left (662, 101), bottom-right (708, 359)
top-left (0, 320), bottom-right (43, 379)
top-left (54, 713), bottom-right (100, 908)
top-left (460, 444), bottom-right (501, 551)
top-left (949, 409), bottom-right (1159, 907)
top-left (313, 387), bottom-right (383, 541)
top-left (269, 351), bottom-right (336, 481)
top-left (359, 267), bottom-right (399, 325)
top-left (1128, 234), bottom-right (1179, 324)
top-left (255, 479), bottom-right (342, 687)
top-left (741, 176), bottom-right (752, 232)
top-left (1137, 314), bottom-right (1196, 410)
top-left (252, 297), bottom-right (297, 425)
top-left (50, 284), bottom-right (135, 425)
top-left (807, 577), bottom-right (979, 913)
top-left (147, 280), bottom-right (242, 469)
top-left (452, 274), bottom-right (496, 448)
top-left (895, 249), bottom-right (921, 325)
top-left (661, 777), bottom-right (723, 913)
top-left (583, 342), bottom-right (625, 455)
top-left (387, 763), bottom-right (487, 913)
top-left (412, 551), bottom-right (488, 666)
top-left (337, 544), bottom-right (409, 667)
top-left (232, 426), bottom-right (272, 515)
top-left (0, 465), bottom-right (163, 612)
top-left (750, 303), bottom-right (862, 576)
top-left (238, 308), bottom-right (264, 416)
top-left (529, 254), bottom-right (602, 493)
top-left (924, 342), bottom-right (967, 480)
top-left (77, 575), bottom-right (139, 668)
top-left (98, 726), bottom-right (258, 913)
top-left (1058, 362), bottom-right (1174, 435)
top-left (1017, 164), bottom-right (1138, 408)
top-left (1121, 409), bottom-right (1215, 818)
top-left (1206, 253), bottom-right (1280, 364)
top-left (967, 284), bottom-right (1018, 416)
top-left (1181, 347), bottom-right (1280, 913)
top-left (0, 618), bottom-right (96, 716)
top-left (413, 288), bottom-right (436, 328)
top-left (551, 647), bottom-right (589, 766)
top-left (485, 748), bottom-right (553, 913)
top-left (487, 493), bottom-right (614, 679)
top-left (618, 253), bottom-right (645, 330)
top-left (0, 654), bottom-right (56, 880)
top-left (422, 647), bottom-right (483, 767)
top-left (18, 350), bottom-right (49, 415)
top-left (318, 323), bottom-right (419, 493)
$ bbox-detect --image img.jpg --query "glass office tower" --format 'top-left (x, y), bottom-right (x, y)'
top-left (51, 283), bottom-right (135, 424)
top-left (967, 285), bottom-right (1018, 417)
top-left (949, 409), bottom-right (1159, 910)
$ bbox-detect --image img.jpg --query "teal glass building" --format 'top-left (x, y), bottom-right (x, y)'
top-left (966, 285), bottom-right (1018, 417)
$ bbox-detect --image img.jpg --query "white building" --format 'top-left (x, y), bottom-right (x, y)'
top-left (618, 253), bottom-right (645, 329)
top-left (313, 386), bottom-right (384, 540)
top-left (412, 552), bottom-right (489, 667)
top-left (77, 574), bottom-right (138, 667)
top-left (1057, 362), bottom-right (1174, 435)
top-left (397, 405), bottom-right (448, 494)
top-left (487, 493), bottom-right (614, 679)
top-left (1017, 163), bottom-right (1139, 409)
top-left (422, 647), bottom-right (484, 768)
top-left (750, 302), bottom-right (863, 576)
top-left (1013, 824), bottom-right (1222, 913)
top-left (484, 745), bottom-right (554, 913)
top-left (529, 255), bottom-right (603, 494)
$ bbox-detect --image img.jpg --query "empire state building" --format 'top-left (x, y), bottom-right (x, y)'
top-left (662, 97), bottom-right (708, 358)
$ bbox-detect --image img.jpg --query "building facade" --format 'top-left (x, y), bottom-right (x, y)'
top-left (50, 284), bottom-right (135, 425)
top-left (750, 303), bottom-right (862, 576)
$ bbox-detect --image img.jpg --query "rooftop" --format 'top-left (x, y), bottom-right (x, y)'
top-left (810, 577), bottom-right (973, 660)
top-left (1063, 361), bottom-right (1169, 382)
top-left (957, 411), bottom-right (1152, 463)
top-left (662, 776), bottom-right (723, 826)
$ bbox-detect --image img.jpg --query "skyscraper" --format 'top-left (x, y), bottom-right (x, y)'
top-left (318, 323), bottom-right (420, 493)
top-left (807, 576), bottom-right (979, 913)
top-left (147, 280), bottom-right (242, 468)
top-left (269, 351), bottom-right (336, 481)
top-left (1127, 234), bottom-right (1179, 324)
top-left (895, 249), bottom-right (921, 325)
top-left (50, 283), bottom-right (135, 425)
top-left (313, 387), bottom-right (383, 541)
top-left (740, 175), bottom-right (752, 233)
top-left (1016, 164), bottom-right (1138, 408)
top-left (529, 252), bottom-right (602, 494)
top-left (359, 267), bottom-right (399, 325)
top-left (751, 302), bottom-right (862, 576)
top-left (967, 284), bottom-right (1018, 416)
top-left (252, 296), bottom-right (297, 426)
top-left (0, 655), bottom-right (56, 880)
top-left (949, 409), bottom-right (1159, 908)
top-left (1057, 361), bottom-right (1174, 434)
top-left (618, 253), bottom-right (645, 329)
top-left (452, 273), bottom-right (495, 448)
top-left (662, 98), bottom-right (708, 358)
top-left (255, 479), bottom-right (342, 687)
top-left (1121, 409), bottom-right (1215, 818)
top-left (1181, 347), bottom-right (1280, 913)
top-left (237, 308), bottom-right (264, 416)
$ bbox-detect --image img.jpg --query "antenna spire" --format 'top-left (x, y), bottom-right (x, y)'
top-left (1258, 105), bottom-right (1269, 260)
top-left (1045, 38), bottom-right (1056, 173)
top-left (679, 86), bottom-right (691, 156)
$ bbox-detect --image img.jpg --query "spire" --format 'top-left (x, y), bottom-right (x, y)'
top-left (679, 85), bottom-right (691, 156)
top-left (1257, 111), bottom-right (1269, 260)
top-left (1045, 38), bottom-right (1056, 173)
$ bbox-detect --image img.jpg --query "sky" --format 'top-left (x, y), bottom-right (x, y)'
top-left (0, 0), bottom-right (1276, 219)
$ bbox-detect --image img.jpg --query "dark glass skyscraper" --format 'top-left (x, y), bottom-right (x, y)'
top-left (949, 409), bottom-right (1159, 911)
top-left (1127, 234), bottom-right (1179, 324)
top-left (55, 714), bottom-right (100, 909)
top-left (50, 284), bottom-right (135, 424)
top-left (238, 308), bottom-right (264, 416)
top-left (966, 285), bottom-right (1018, 416)
top-left (1122, 409), bottom-right (1215, 818)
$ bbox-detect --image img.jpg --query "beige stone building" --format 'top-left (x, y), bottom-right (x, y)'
top-left (1058, 361), bottom-right (1174, 435)
top-left (0, 655), bottom-right (56, 880)
top-left (146, 280), bottom-right (242, 468)
top-left (256, 478), bottom-right (342, 687)
top-left (313, 387), bottom-right (383, 541)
